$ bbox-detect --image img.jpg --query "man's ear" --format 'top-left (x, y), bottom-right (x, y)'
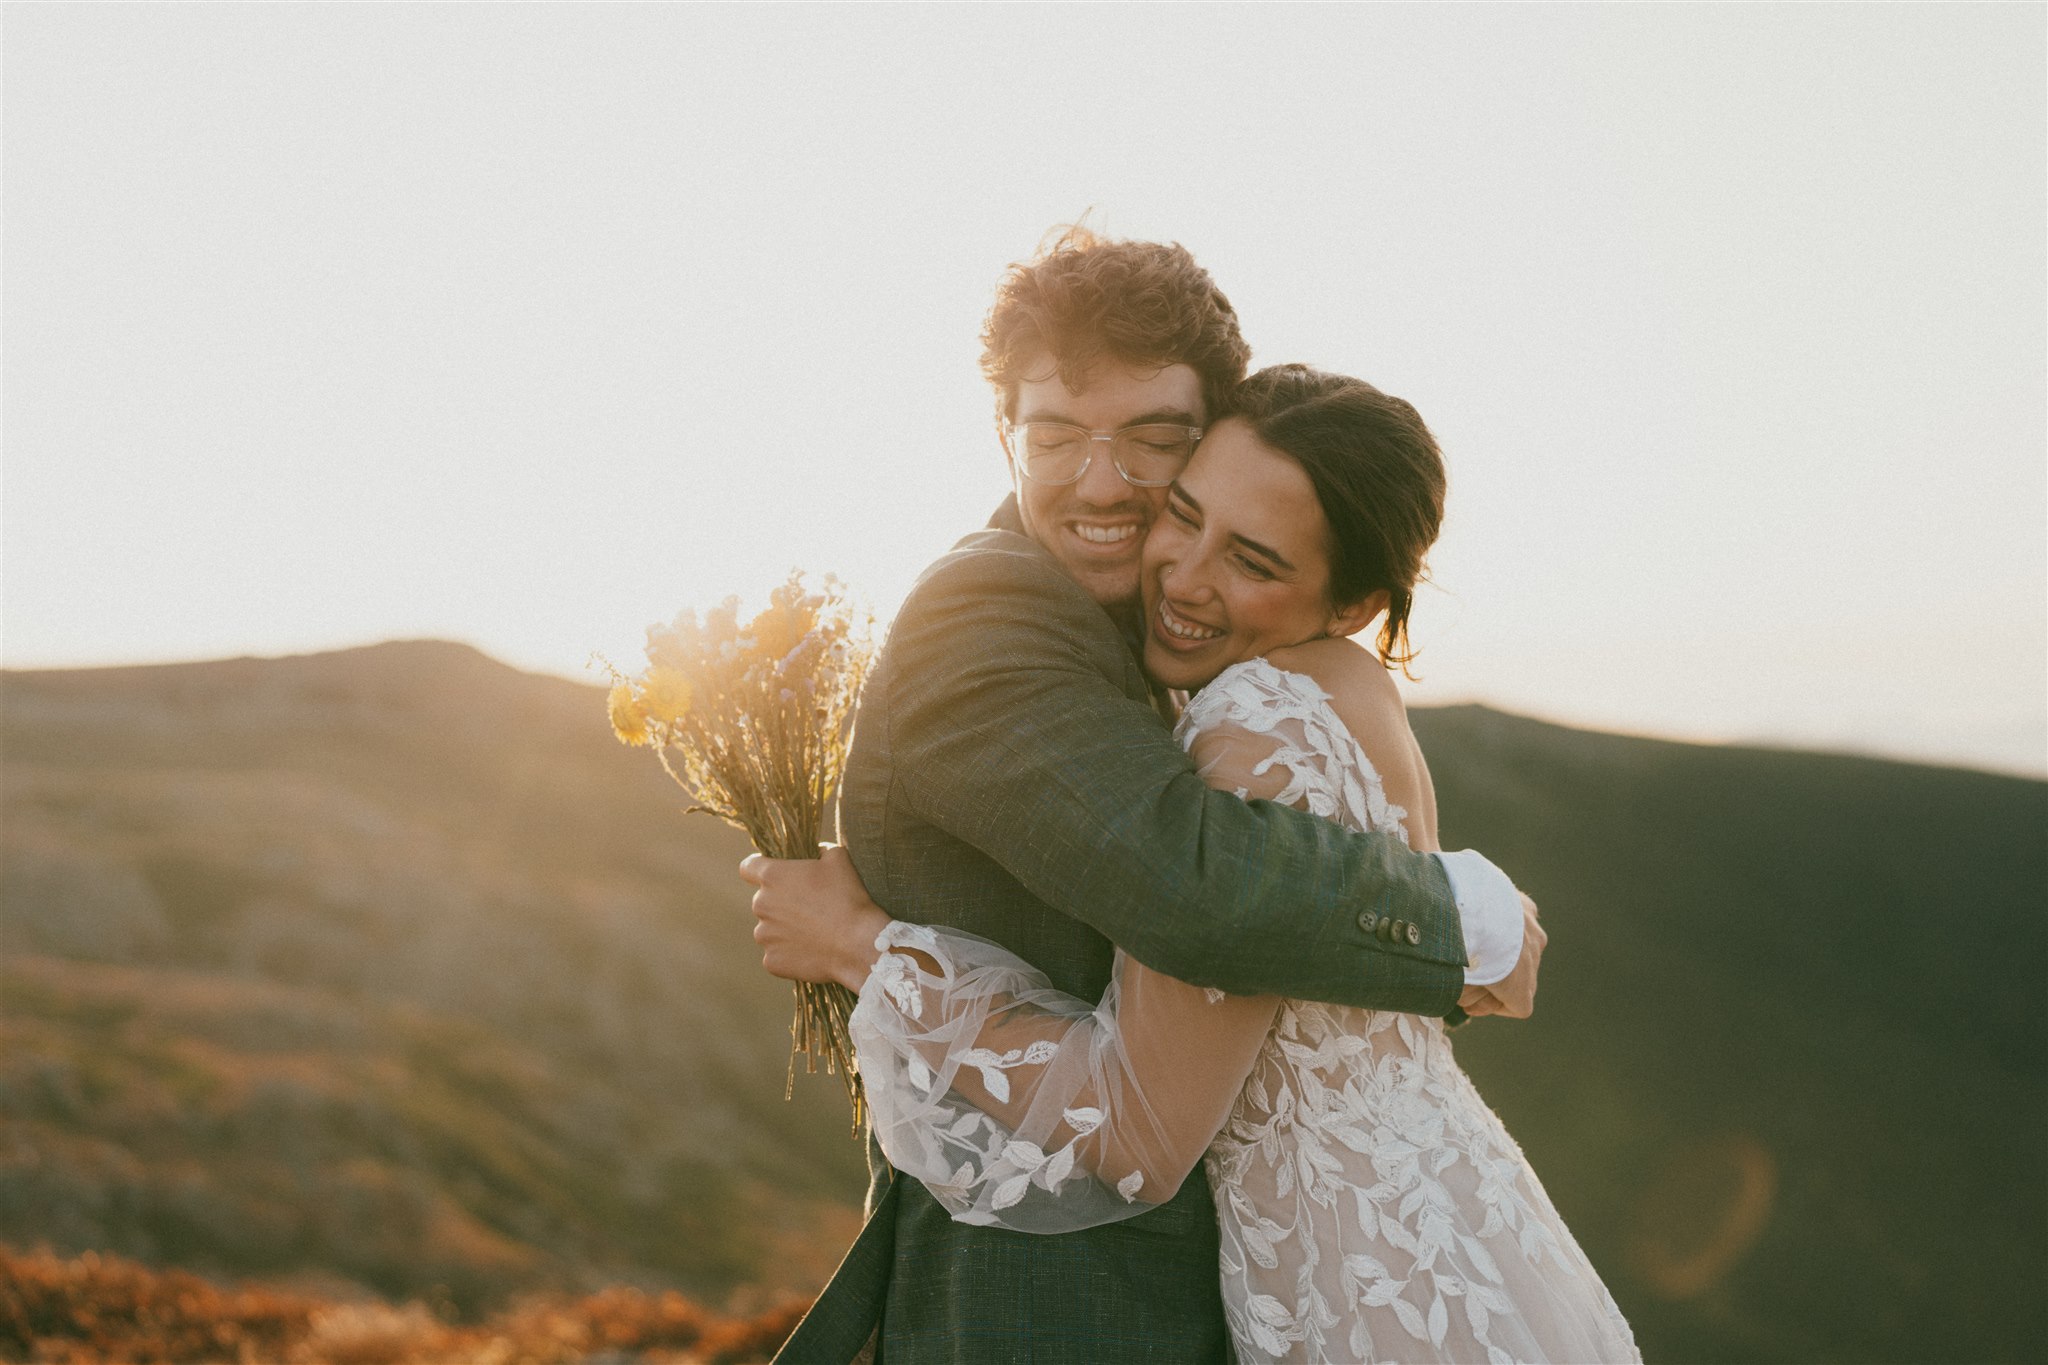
top-left (1329, 588), bottom-right (1390, 640)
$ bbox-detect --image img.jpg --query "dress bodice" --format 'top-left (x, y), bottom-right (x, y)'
top-left (1181, 659), bottom-right (1635, 1364)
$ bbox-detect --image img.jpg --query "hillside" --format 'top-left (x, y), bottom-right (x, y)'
top-left (1407, 705), bottom-right (2046, 1363)
top-left (2, 643), bottom-right (2043, 1362)
top-left (0, 642), bottom-right (865, 1316)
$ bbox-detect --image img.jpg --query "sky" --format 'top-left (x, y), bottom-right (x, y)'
top-left (4, 4), bottom-right (2043, 777)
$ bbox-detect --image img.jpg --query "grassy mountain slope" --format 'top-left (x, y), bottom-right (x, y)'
top-left (1, 642), bottom-right (863, 1314)
top-left (2, 643), bottom-right (2041, 1361)
top-left (1409, 705), bottom-right (2046, 1363)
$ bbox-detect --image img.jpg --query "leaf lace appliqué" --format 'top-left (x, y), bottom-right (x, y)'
top-left (861, 921), bottom-right (1150, 1221)
top-left (1177, 658), bottom-right (1639, 1364)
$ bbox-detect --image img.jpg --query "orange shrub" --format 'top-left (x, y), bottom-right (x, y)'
top-left (0, 1245), bottom-right (313, 1363)
top-left (0, 1246), bottom-right (808, 1364)
top-left (696, 1300), bottom-right (808, 1365)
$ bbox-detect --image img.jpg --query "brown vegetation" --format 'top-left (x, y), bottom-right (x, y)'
top-left (0, 1245), bottom-right (806, 1364)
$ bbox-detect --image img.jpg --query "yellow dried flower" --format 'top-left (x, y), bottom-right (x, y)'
top-left (608, 682), bottom-right (651, 747)
top-left (750, 605), bottom-right (801, 662)
top-left (639, 667), bottom-right (694, 725)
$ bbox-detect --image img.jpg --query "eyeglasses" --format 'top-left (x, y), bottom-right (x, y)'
top-left (1003, 421), bottom-right (1203, 488)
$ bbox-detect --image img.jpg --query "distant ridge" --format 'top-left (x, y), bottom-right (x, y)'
top-left (10, 638), bottom-right (2033, 782)
top-left (3, 641), bottom-right (2043, 1360)
top-left (2, 638), bottom-right (569, 703)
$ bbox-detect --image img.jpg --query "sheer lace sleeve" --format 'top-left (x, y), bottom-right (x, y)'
top-left (849, 702), bottom-right (1332, 1233)
top-left (852, 924), bottom-right (1278, 1229)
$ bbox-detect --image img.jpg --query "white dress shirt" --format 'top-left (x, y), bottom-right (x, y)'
top-left (1434, 849), bottom-right (1525, 986)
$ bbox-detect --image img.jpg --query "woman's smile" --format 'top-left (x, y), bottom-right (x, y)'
top-left (1154, 597), bottom-right (1226, 644)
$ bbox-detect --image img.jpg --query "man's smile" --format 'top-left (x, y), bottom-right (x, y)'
top-left (1065, 519), bottom-right (1142, 551)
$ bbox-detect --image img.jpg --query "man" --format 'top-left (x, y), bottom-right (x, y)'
top-left (751, 228), bottom-right (1540, 1363)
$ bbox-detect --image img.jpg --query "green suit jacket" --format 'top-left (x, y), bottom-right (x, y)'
top-left (776, 503), bottom-right (1465, 1364)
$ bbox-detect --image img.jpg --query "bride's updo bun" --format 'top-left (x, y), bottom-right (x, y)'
top-left (1228, 364), bottom-right (1445, 672)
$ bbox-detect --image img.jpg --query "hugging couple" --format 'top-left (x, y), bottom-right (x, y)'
top-left (741, 228), bottom-right (1639, 1364)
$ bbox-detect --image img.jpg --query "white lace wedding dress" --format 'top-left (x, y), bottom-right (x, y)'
top-left (850, 658), bottom-right (1640, 1364)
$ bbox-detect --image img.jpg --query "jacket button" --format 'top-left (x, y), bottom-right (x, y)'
top-left (1405, 922), bottom-right (1421, 946)
top-left (1378, 918), bottom-right (1397, 942)
top-left (1358, 911), bottom-right (1378, 934)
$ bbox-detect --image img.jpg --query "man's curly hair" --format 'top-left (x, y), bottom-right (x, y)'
top-left (979, 226), bottom-right (1252, 423)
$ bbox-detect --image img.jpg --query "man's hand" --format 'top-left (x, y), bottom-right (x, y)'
top-left (738, 844), bottom-right (892, 993)
top-left (1458, 892), bottom-right (1545, 1019)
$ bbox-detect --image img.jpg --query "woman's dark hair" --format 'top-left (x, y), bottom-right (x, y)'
top-left (1230, 364), bottom-right (1446, 673)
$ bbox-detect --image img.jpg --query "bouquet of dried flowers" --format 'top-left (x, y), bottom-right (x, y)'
top-left (606, 572), bottom-right (873, 1128)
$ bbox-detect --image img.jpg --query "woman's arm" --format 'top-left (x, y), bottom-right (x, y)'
top-left (745, 716), bottom-right (1309, 1231)
top-left (854, 709), bottom-right (1313, 1230)
top-left (741, 847), bottom-right (1272, 1207)
top-left (853, 922), bottom-right (1279, 1227)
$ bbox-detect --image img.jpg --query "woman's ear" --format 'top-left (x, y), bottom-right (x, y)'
top-left (1328, 589), bottom-right (1389, 640)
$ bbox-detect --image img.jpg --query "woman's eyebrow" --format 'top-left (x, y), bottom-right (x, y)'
top-left (1171, 484), bottom-right (1296, 571)
top-left (1231, 533), bottom-right (1295, 572)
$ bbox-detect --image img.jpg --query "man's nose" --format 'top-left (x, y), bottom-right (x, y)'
top-left (1072, 438), bottom-right (1131, 506)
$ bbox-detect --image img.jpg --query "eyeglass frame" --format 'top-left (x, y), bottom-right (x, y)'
top-left (1000, 420), bottom-right (1206, 488)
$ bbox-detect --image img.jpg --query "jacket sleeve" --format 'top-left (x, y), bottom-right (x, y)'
top-left (884, 541), bottom-right (1464, 1015)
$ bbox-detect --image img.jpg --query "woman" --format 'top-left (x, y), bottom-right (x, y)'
top-left (767, 365), bottom-right (1638, 1364)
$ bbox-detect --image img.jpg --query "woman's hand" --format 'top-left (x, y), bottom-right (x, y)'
top-left (738, 844), bottom-right (893, 993)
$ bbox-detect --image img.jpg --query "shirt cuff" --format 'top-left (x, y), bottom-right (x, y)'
top-left (1433, 850), bottom-right (1523, 987)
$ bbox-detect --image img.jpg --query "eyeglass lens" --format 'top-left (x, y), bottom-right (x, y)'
top-left (1015, 424), bottom-right (1198, 486)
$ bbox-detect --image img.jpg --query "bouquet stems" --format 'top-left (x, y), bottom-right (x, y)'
top-left (788, 977), bottom-right (863, 1131)
top-left (609, 573), bottom-right (873, 1135)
